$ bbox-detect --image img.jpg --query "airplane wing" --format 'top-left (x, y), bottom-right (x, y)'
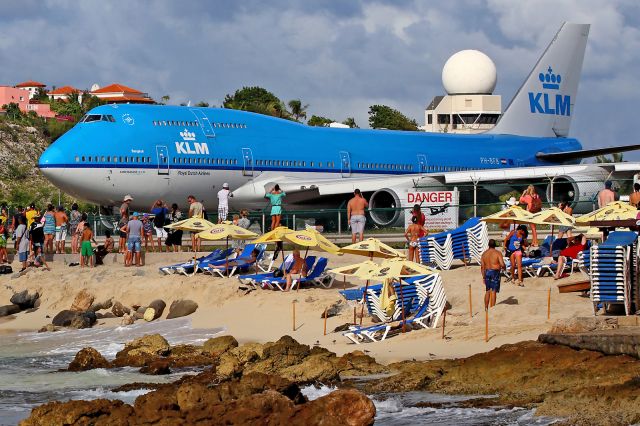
top-left (536, 144), bottom-right (640, 162)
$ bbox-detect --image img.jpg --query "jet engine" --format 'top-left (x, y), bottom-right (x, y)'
top-left (368, 188), bottom-right (403, 227)
top-left (544, 173), bottom-right (605, 213)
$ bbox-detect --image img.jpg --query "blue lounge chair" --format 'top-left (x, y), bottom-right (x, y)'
top-left (159, 248), bottom-right (233, 275)
top-left (204, 244), bottom-right (266, 277)
top-left (238, 254), bottom-right (296, 287)
top-left (261, 256), bottom-right (319, 291)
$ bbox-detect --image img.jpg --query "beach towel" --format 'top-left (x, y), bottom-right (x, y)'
top-left (380, 279), bottom-right (397, 318)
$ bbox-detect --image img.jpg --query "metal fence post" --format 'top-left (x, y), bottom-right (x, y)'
top-left (262, 214), bottom-right (265, 233)
top-left (338, 211), bottom-right (342, 235)
top-left (293, 214), bottom-right (296, 230)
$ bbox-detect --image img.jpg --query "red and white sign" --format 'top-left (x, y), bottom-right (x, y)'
top-left (404, 190), bottom-right (459, 231)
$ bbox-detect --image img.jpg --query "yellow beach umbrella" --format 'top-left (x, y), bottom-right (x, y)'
top-left (329, 260), bottom-right (379, 279)
top-left (283, 229), bottom-right (341, 255)
top-left (339, 237), bottom-right (405, 259)
top-left (575, 201), bottom-right (638, 225)
top-left (481, 205), bottom-right (533, 223)
top-left (164, 217), bottom-right (215, 232)
top-left (525, 207), bottom-right (575, 227)
top-left (252, 226), bottom-right (294, 243)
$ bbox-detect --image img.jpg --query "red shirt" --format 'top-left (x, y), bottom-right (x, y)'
top-left (560, 244), bottom-right (586, 259)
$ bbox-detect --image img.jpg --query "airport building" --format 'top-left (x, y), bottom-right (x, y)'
top-left (423, 50), bottom-right (501, 134)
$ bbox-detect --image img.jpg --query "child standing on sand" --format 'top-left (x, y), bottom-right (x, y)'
top-left (142, 214), bottom-right (155, 252)
top-left (104, 230), bottom-right (114, 252)
top-left (80, 223), bottom-right (97, 268)
top-left (0, 220), bottom-right (8, 264)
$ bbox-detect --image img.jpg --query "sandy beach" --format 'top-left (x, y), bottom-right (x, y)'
top-left (0, 249), bottom-right (594, 363)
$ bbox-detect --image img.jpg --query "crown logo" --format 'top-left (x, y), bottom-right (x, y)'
top-left (538, 66), bottom-right (561, 90)
top-left (180, 129), bottom-right (196, 141)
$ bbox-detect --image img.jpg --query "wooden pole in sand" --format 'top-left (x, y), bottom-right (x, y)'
top-left (323, 307), bottom-right (328, 336)
top-left (343, 275), bottom-right (346, 291)
top-left (353, 306), bottom-right (356, 324)
top-left (461, 243), bottom-right (468, 268)
top-left (292, 301), bottom-right (296, 331)
top-left (485, 309), bottom-right (489, 342)
top-left (441, 307), bottom-right (447, 339)
top-left (468, 284), bottom-right (472, 318)
top-left (547, 287), bottom-right (551, 320)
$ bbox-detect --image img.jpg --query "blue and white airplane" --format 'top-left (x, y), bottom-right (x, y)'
top-left (38, 22), bottom-right (640, 225)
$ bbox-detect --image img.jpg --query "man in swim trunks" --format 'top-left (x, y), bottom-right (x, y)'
top-left (480, 239), bottom-right (505, 310)
top-left (347, 189), bottom-right (368, 243)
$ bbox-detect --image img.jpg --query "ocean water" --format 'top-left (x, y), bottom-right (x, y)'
top-left (0, 318), bottom-right (224, 425)
top-left (0, 319), bottom-right (559, 425)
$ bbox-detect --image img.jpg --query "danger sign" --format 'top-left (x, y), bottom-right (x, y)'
top-left (403, 190), bottom-right (459, 231)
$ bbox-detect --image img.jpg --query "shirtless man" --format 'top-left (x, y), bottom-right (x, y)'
top-left (347, 189), bottom-right (368, 243)
top-left (597, 181), bottom-right (616, 208)
top-left (404, 216), bottom-right (429, 262)
top-left (284, 249), bottom-right (307, 291)
top-left (480, 239), bottom-right (506, 310)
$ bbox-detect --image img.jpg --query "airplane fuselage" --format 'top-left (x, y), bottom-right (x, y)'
top-left (38, 104), bottom-right (582, 210)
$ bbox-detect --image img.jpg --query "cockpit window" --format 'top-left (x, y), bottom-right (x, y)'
top-left (81, 114), bottom-right (115, 123)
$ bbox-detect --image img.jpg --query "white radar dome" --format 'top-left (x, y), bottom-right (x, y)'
top-left (442, 50), bottom-right (497, 95)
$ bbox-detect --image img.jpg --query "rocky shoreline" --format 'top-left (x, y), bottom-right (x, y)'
top-left (18, 332), bottom-right (640, 426)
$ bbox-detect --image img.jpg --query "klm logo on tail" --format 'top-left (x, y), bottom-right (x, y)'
top-left (528, 67), bottom-right (570, 116)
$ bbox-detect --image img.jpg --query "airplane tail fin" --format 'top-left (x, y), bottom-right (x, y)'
top-left (488, 22), bottom-right (590, 138)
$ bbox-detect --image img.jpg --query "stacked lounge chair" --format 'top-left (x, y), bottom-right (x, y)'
top-left (590, 231), bottom-right (637, 315)
top-left (418, 217), bottom-right (489, 270)
top-left (343, 273), bottom-right (447, 343)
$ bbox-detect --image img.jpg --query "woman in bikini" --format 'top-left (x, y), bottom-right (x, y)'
top-left (404, 216), bottom-right (429, 263)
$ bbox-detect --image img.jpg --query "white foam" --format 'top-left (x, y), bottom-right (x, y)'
top-left (300, 384), bottom-right (335, 401)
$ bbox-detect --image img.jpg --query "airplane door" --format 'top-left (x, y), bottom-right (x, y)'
top-left (189, 108), bottom-right (215, 138)
top-left (242, 148), bottom-right (253, 177)
top-left (156, 145), bottom-right (170, 175)
top-left (339, 151), bottom-right (351, 178)
top-left (417, 154), bottom-right (428, 175)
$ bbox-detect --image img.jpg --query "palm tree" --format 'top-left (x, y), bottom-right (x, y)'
top-left (595, 153), bottom-right (624, 163)
top-left (160, 95), bottom-right (170, 105)
top-left (288, 99), bottom-right (308, 122)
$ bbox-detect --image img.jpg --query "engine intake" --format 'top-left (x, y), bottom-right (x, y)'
top-left (368, 188), bottom-right (402, 226)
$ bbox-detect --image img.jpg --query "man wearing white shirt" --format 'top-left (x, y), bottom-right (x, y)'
top-left (217, 183), bottom-right (233, 223)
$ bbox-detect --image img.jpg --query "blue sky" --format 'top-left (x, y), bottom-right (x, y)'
top-left (2, 0), bottom-right (639, 157)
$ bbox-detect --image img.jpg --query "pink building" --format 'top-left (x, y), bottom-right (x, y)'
top-left (0, 86), bottom-right (30, 111)
top-left (26, 101), bottom-right (55, 119)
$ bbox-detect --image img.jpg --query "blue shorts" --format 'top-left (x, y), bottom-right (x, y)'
top-left (19, 251), bottom-right (29, 262)
top-left (484, 269), bottom-right (501, 293)
top-left (127, 237), bottom-right (141, 253)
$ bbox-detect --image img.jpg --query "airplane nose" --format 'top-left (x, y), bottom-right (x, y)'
top-left (39, 145), bottom-right (66, 184)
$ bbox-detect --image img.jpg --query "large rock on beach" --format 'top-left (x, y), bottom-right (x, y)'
top-left (139, 359), bottom-right (171, 375)
top-left (0, 304), bottom-right (21, 317)
top-left (148, 299), bottom-right (166, 317)
top-left (51, 310), bottom-right (96, 329)
top-left (67, 347), bottom-right (111, 371)
top-left (203, 335), bottom-right (238, 356)
top-left (114, 334), bottom-right (170, 367)
top-left (143, 308), bottom-right (156, 322)
top-left (111, 301), bottom-right (130, 317)
top-left (10, 289), bottom-right (39, 310)
top-left (166, 299), bottom-right (198, 319)
top-left (88, 298), bottom-right (113, 313)
top-left (70, 289), bottom-right (94, 312)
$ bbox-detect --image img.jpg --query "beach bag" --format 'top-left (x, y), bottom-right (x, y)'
top-left (273, 269), bottom-right (284, 278)
top-left (0, 265), bottom-right (12, 274)
top-left (529, 195), bottom-right (542, 213)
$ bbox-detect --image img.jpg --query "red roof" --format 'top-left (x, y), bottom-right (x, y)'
top-left (15, 80), bottom-right (46, 88)
top-left (48, 85), bottom-right (81, 95)
top-left (100, 96), bottom-right (155, 104)
top-left (92, 83), bottom-right (143, 94)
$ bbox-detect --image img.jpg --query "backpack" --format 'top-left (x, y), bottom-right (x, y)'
top-left (153, 210), bottom-right (165, 228)
top-left (0, 265), bottom-right (12, 274)
top-left (529, 195), bottom-right (542, 213)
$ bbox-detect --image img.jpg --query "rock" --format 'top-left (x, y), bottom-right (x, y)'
top-left (111, 301), bottom-right (130, 317)
top-left (136, 306), bottom-right (147, 315)
top-left (134, 312), bottom-right (145, 320)
top-left (0, 304), bottom-right (21, 317)
top-left (121, 314), bottom-right (135, 326)
top-left (51, 310), bottom-right (96, 329)
top-left (166, 299), bottom-right (198, 319)
top-left (95, 312), bottom-right (115, 319)
top-left (322, 300), bottom-right (345, 318)
top-left (294, 389), bottom-right (376, 426)
top-left (20, 399), bottom-right (134, 426)
top-left (70, 289), bottom-right (94, 312)
top-left (216, 352), bottom-right (244, 379)
top-left (88, 298), bottom-right (113, 312)
top-left (139, 359), bottom-right (171, 375)
top-left (10, 289), bottom-right (39, 310)
top-left (148, 299), bottom-right (166, 318)
top-left (115, 334), bottom-right (170, 363)
top-left (38, 324), bottom-right (59, 333)
top-left (203, 335), bottom-right (238, 356)
top-left (143, 308), bottom-right (156, 322)
top-left (333, 323), bottom-right (352, 332)
top-left (68, 347), bottom-right (111, 371)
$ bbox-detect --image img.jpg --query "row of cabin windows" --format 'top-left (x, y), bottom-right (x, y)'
top-left (173, 157), bottom-right (238, 166)
top-left (75, 155), bottom-right (152, 163)
top-left (152, 120), bottom-right (247, 129)
top-left (357, 162), bottom-right (413, 171)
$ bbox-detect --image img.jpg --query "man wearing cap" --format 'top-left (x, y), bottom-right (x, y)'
top-left (598, 181), bottom-right (616, 208)
top-left (119, 195), bottom-right (133, 254)
top-left (122, 211), bottom-right (143, 267)
top-left (217, 183), bottom-right (233, 223)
